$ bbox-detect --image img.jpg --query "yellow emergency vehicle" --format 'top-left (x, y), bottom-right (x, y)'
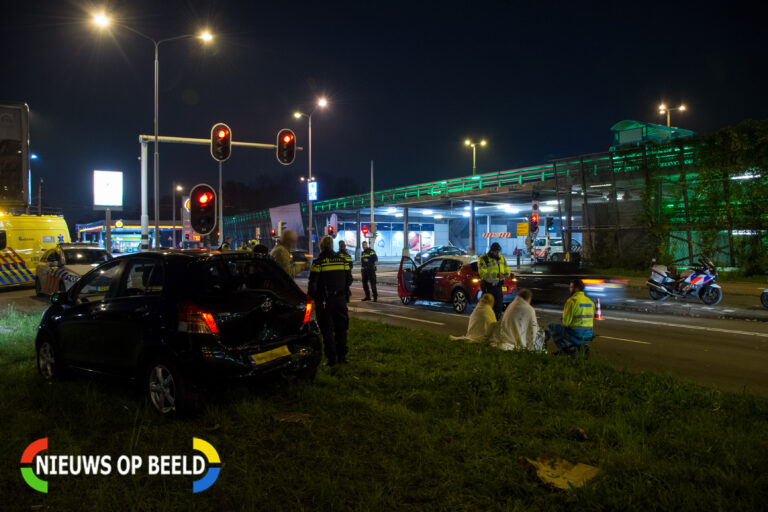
top-left (0, 213), bottom-right (71, 288)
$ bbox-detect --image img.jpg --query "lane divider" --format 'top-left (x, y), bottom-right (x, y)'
top-left (348, 306), bottom-right (445, 326)
top-left (607, 316), bottom-right (768, 338)
top-left (599, 335), bottom-right (652, 345)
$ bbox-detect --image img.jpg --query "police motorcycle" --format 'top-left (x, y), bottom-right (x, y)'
top-left (761, 288), bottom-right (768, 309)
top-left (647, 257), bottom-right (722, 305)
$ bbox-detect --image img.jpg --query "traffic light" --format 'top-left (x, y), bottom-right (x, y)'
top-left (189, 184), bottom-right (217, 235)
top-left (546, 217), bottom-right (554, 232)
top-left (361, 226), bottom-right (369, 237)
top-left (327, 225), bottom-right (336, 238)
top-left (210, 123), bottom-right (232, 162)
top-left (276, 128), bottom-right (296, 165)
top-left (277, 221), bottom-right (287, 237)
top-left (270, 228), bottom-right (277, 238)
top-left (530, 214), bottom-right (539, 235)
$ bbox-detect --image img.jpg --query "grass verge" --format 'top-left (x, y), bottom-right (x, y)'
top-left (1, 308), bottom-right (767, 511)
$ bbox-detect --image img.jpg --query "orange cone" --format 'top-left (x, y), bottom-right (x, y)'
top-left (594, 298), bottom-right (604, 320)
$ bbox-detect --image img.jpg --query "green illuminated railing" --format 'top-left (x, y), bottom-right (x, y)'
top-left (225, 143), bottom-right (698, 226)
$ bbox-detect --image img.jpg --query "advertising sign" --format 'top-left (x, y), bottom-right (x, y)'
top-left (308, 181), bottom-right (317, 201)
top-left (93, 170), bottom-right (123, 210)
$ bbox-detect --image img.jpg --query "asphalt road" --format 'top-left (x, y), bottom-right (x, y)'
top-left (3, 282), bottom-right (767, 396)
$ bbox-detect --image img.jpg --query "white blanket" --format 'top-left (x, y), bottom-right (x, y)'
top-left (488, 297), bottom-right (544, 351)
top-left (451, 303), bottom-right (497, 343)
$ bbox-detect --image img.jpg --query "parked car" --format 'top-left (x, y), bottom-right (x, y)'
top-left (414, 245), bottom-right (468, 264)
top-left (397, 255), bottom-right (518, 313)
top-left (35, 251), bottom-right (322, 415)
top-left (513, 261), bottom-right (626, 304)
top-left (35, 243), bottom-right (111, 296)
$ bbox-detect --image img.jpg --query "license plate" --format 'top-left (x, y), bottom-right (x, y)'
top-left (250, 345), bottom-right (291, 365)
top-left (502, 286), bottom-right (508, 292)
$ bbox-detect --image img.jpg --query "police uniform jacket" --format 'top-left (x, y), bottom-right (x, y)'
top-left (308, 250), bottom-right (353, 300)
top-left (361, 248), bottom-right (378, 271)
top-left (478, 253), bottom-right (510, 283)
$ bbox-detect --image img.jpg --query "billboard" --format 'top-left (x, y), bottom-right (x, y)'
top-left (93, 170), bottom-right (123, 210)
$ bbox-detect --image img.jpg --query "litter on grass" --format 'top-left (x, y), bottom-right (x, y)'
top-left (520, 454), bottom-right (599, 490)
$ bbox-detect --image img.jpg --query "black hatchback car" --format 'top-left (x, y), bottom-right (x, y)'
top-left (36, 251), bottom-right (322, 415)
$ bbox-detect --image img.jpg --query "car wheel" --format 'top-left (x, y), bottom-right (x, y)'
top-left (37, 336), bottom-right (60, 380)
top-left (700, 286), bottom-right (722, 306)
top-left (35, 277), bottom-right (44, 297)
top-left (649, 288), bottom-right (668, 301)
top-left (400, 296), bottom-right (413, 305)
top-left (550, 253), bottom-right (563, 262)
top-left (147, 359), bottom-right (188, 416)
top-left (452, 289), bottom-right (469, 313)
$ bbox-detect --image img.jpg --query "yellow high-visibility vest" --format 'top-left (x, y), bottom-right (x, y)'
top-left (562, 291), bottom-right (595, 328)
top-left (478, 253), bottom-right (510, 283)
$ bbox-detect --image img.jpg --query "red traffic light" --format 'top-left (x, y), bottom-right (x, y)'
top-left (328, 226), bottom-right (334, 234)
top-left (270, 228), bottom-right (276, 236)
top-left (361, 226), bottom-right (369, 235)
top-left (210, 122), bottom-right (232, 162)
top-left (276, 128), bottom-right (297, 165)
top-left (531, 215), bottom-right (538, 223)
top-left (198, 192), bottom-right (212, 204)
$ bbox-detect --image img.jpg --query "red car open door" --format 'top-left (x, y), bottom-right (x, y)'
top-left (397, 256), bottom-right (417, 303)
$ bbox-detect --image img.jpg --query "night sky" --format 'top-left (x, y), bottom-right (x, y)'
top-left (3, 0), bottom-right (766, 225)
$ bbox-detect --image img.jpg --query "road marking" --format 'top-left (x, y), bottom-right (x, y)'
top-left (607, 316), bottom-right (768, 338)
top-left (348, 306), bottom-right (445, 325)
top-left (599, 335), bottom-right (652, 345)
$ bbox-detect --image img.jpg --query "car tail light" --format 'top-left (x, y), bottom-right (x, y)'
top-left (303, 298), bottom-right (314, 323)
top-left (178, 303), bottom-right (219, 334)
top-left (582, 279), bottom-right (605, 285)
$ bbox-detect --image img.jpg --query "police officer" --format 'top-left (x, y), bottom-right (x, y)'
top-left (308, 236), bottom-right (353, 366)
top-left (360, 240), bottom-right (378, 302)
top-left (238, 241), bottom-right (249, 251)
top-left (218, 236), bottom-right (232, 251)
top-left (478, 242), bottom-right (510, 319)
top-left (337, 240), bottom-right (353, 302)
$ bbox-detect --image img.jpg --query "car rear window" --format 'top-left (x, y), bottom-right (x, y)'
top-left (187, 256), bottom-right (294, 296)
top-left (64, 249), bottom-right (110, 264)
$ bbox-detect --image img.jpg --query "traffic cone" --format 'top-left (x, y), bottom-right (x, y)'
top-left (594, 298), bottom-right (604, 320)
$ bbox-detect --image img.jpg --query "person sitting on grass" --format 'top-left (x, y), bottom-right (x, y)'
top-left (488, 288), bottom-right (544, 351)
top-left (450, 293), bottom-right (497, 343)
top-left (545, 278), bottom-right (595, 356)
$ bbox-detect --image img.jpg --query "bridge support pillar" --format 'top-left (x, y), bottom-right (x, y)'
top-left (402, 207), bottom-right (409, 257)
top-left (468, 200), bottom-right (475, 255)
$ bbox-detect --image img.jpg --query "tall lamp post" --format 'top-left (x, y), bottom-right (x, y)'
top-left (91, 12), bottom-right (212, 249)
top-left (293, 97), bottom-right (328, 257)
top-left (464, 138), bottom-right (487, 176)
top-left (171, 183), bottom-right (183, 248)
top-left (658, 103), bottom-right (686, 140)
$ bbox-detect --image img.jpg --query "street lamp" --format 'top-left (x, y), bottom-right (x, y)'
top-left (91, 11), bottom-right (213, 249)
top-left (464, 139), bottom-right (487, 176)
top-left (172, 184), bottom-right (183, 248)
top-left (293, 97), bottom-right (328, 256)
top-left (658, 103), bottom-right (686, 139)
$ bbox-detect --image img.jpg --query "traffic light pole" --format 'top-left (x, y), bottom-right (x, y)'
top-left (137, 134), bottom-right (302, 251)
top-left (218, 161), bottom-right (223, 247)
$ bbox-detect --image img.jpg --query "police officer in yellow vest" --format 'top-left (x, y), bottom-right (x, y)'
top-left (478, 242), bottom-right (510, 319)
top-left (546, 279), bottom-right (595, 356)
top-left (308, 236), bottom-right (353, 366)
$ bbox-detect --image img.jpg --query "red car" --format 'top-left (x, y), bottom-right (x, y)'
top-left (397, 256), bottom-right (518, 313)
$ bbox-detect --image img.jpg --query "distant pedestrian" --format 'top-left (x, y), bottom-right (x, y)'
top-left (478, 242), bottom-right (510, 319)
top-left (338, 240), bottom-right (354, 302)
top-left (270, 229), bottom-right (305, 278)
top-left (488, 289), bottom-right (544, 351)
top-left (360, 240), bottom-right (378, 302)
top-left (218, 236), bottom-right (232, 251)
top-left (238, 241), bottom-right (249, 251)
top-left (308, 236), bottom-right (353, 366)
